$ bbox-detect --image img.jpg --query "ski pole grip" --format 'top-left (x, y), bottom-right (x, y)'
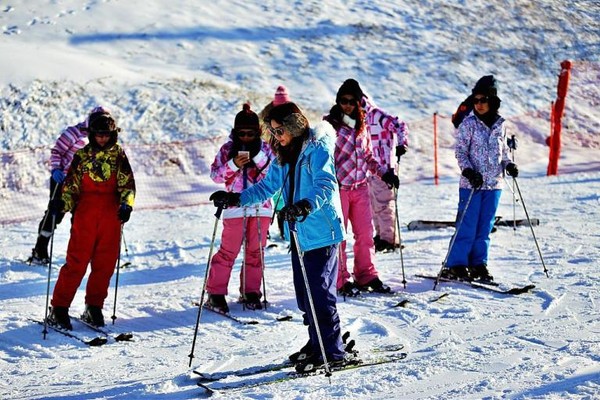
top-left (214, 205), bottom-right (224, 219)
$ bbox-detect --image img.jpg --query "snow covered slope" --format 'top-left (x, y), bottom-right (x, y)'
top-left (1, 1), bottom-right (599, 399)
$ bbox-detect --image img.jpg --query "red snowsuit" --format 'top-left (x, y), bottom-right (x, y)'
top-left (51, 141), bottom-right (135, 309)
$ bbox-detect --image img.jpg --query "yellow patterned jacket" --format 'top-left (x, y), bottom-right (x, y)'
top-left (61, 142), bottom-right (136, 212)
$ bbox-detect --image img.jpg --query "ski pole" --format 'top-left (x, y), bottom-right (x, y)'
top-left (289, 221), bottom-right (332, 379)
top-left (120, 229), bottom-right (132, 268)
top-left (33, 183), bottom-right (61, 266)
top-left (240, 208), bottom-right (248, 311)
top-left (513, 178), bottom-right (549, 277)
top-left (510, 136), bottom-right (517, 231)
top-left (256, 207), bottom-right (268, 310)
top-left (110, 224), bottom-right (124, 325)
top-left (434, 188), bottom-right (476, 290)
top-left (188, 205), bottom-right (224, 367)
top-left (42, 213), bottom-right (57, 340)
top-left (394, 160), bottom-right (407, 289)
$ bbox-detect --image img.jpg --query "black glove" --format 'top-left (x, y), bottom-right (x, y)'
top-left (462, 168), bottom-right (483, 189)
top-left (381, 169), bottom-right (400, 189)
top-left (395, 144), bottom-right (407, 159)
top-left (118, 204), bottom-right (132, 223)
top-left (48, 197), bottom-right (64, 216)
top-left (209, 190), bottom-right (241, 208)
top-left (506, 163), bottom-right (519, 178)
top-left (507, 136), bottom-right (518, 150)
top-left (279, 199), bottom-right (312, 222)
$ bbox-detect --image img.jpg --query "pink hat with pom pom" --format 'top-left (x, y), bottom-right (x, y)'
top-left (273, 85), bottom-right (290, 106)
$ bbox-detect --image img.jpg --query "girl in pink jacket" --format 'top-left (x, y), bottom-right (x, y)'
top-left (324, 79), bottom-right (398, 296)
top-left (206, 103), bottom-right (275, 312)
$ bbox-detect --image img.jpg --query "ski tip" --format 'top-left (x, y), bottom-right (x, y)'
top-left (342, 331), bottom-right (351, 343)
top-left (86, 337), bottom-right (108, 346)
top-left (507, 284), bottom-right (536, 295)
top-left (392, 299), bottom-right (410, 308)
top-left (114, 333), bottom-right (134, 342)
top-left (430, 292), bottom-right (449, 302)
top-left (276, 315), bottom-right (293, 322)
top-left (197, 381), bottom-right (216, 395)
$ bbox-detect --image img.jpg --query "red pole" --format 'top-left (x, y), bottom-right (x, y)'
top-left (433, 112), bottom-right (439, 185)
top-left (547, 60), bottom-right (572, 176)
top-left (546, 101), bottom-right (554, 174)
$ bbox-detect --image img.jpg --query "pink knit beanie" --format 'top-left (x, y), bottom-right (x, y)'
top-left (273, 85), bottom-right (290, 106)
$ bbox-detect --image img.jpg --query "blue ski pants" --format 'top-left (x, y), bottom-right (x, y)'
top-left (446, 188), bottom-right (502, 268)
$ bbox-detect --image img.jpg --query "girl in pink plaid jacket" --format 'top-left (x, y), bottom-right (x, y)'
top-left (324, 79), bottom-right (399, 296)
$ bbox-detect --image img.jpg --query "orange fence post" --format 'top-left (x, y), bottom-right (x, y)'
top-left (433, 112), bottom-right (439, 185)
top-left (547, 60), bottom-right (572, 176)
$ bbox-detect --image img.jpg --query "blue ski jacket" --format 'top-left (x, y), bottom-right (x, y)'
top-left (240, 122), bottom-right (345, 252)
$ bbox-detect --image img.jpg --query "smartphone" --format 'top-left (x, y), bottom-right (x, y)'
top-left (238, 151), bottom-right (250, 158)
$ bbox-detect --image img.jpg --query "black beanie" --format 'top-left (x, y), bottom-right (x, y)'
top-left (336, 79), bottom-right (364, 103)
top-left (87, 111), bottom-right (119, 149)
top-left (234, 103), bottom-right (260, 131)
top-left (472, 75), bottom-right (497, 97)
top-left (88, 113), bottom-right (117, 132)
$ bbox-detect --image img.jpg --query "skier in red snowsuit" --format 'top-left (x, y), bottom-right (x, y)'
top-left (48, 108), bottom-right (136, 330)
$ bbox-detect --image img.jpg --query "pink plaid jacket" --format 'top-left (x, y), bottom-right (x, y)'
top-left (365, 105), bottom-right (408, 171)
top-left (329, 118), bottom-right (385, 190)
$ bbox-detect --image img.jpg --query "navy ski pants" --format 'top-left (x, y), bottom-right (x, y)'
top-left (290, 242), bottom-right (345, 361)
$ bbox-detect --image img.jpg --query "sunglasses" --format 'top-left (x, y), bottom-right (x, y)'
top-left (339, 97), bottom-right (356, 106)
top-left (93, 131), bottom-right (114, 138)
top-left (473, 96), bottom-right (489, 105)
top-left (268, 125), bottom-right (285, 138)
top-left (237, 130), bottom-right (258, 138)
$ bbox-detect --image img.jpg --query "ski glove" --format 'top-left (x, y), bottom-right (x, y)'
top-left (51, 169), bottom-right (65, 184)
top-left (279, 199), bottom-right (312, 222)
top-left (48, 197), bottom-right (64, 216)
top-left (395, 144), bottom-right (407, 159)
top-left (462, 168), bottom-right (483, 189)
top-left (507, 136), bottom-right (518, 150)
top-left (119, 204), bottom-right (133, 223)
top-left (381, 169), bottom-right (400, 189)
top-left (209, 190), bottom-right (241, 209)
top-left (506, 163), bottom-right (519, 178)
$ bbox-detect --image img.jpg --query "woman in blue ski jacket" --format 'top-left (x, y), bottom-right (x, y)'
top-left (442, 75), bottom-right (519, 282)
top-left (209, 102), bottom-right (350, 373)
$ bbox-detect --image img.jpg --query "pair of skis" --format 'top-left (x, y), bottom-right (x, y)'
top-left (30, 317), bottom-right (133, 346)
top-left (193, 342), bottom-right (407, 394)
top-left (415, 274), bottom-right (536, 295)
top-left (407, 217), bottom-right (540, 231)
top-left (192, 301), bottom-right (293, 325)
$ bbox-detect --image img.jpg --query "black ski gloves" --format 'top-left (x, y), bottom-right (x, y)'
top-left (381, 169), bottom-right (400, 189)
top-left (462, 168), bottom-right (483, 189)
top-left (279, 199), bottom-right (312, 222)
top-left (118, 204), bottom-right (133, 223)
top-left (506, 163), bottom-right (519, 178)
top-left (209, 190), bottom-right (241, 208)
top-left (395, 144), bottom-right (407, 159)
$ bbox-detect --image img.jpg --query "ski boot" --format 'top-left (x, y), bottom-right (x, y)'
top-left (47, 306), bottom-right (73, 330)
top-left (82, 305), bottom-right (105, 327)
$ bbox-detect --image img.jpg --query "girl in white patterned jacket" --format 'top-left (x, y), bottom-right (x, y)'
top-left (442, 75), bottom-right (519, 282)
